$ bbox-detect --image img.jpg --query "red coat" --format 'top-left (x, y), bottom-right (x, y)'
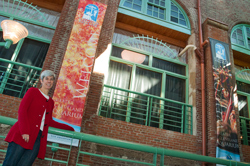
top-left (5, 87), bottom-right (74, 159)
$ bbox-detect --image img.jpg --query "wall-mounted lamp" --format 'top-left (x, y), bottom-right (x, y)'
top-left (0, 20), bottom-right (28, 49)
top-left (121, 50), bottom-right (146, 64)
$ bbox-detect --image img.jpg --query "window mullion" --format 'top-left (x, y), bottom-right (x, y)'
top-left (159, 73), bottom-right (166, 129)
top-left (149, 54), bottom-right (153, 67)
top-left (142, 0), bottom-right (147, 13)
top-left (247, 95), bottom-right (250, 118)
top-left (126, 64), bottom-right (137, 122)
top-left (185, 65), bottom-right (189, 104)
top-left (166, 0), bottom-right (171, 22)
top-left (243, 26), bottom-right (248, 49)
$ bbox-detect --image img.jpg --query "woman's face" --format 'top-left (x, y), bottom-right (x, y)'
top-left (40, 75), bottom-right (54, 90)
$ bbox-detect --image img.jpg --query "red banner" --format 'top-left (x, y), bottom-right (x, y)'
top-left (48, 0), bottom-right (107, 145)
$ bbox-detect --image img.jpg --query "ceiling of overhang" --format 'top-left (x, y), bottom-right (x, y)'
top-left (115, 13), bottom-right (190, 48)
top-left (23, 0), bottom-right (65, 12)
top-left (26, 0), bottom-right (190, 48)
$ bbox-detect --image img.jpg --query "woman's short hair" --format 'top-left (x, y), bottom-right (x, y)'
top-left (40, 70), bottom-right (56, 80)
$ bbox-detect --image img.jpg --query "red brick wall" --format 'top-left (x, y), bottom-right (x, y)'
top-left (1, 0), bottom-right (250, 165)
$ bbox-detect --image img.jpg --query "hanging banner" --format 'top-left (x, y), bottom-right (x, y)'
top-left (210, 38), bottom-right (240, 164)
top-left (47, 0), bottom-right (107, 146)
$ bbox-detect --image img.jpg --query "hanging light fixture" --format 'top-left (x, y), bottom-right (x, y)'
top-left (121, 50), bottom-right (146, 64)
top-left (0, 20), bottom-right (28, 49)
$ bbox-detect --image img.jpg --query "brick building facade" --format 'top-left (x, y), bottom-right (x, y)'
top-left (1, 0), bottom-right (250, 165)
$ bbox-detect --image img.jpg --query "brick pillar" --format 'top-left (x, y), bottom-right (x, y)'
top-left (41, 0), bottom-right (79, 95)
top-left (202, 18), bottom-right (243, 161)
top-left (81, 0), bottom-right (120, 134)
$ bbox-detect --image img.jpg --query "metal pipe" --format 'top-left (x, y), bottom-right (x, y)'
top-left (197, 0), bottom-right (207, 164)
top-left (178, 45), bottom-right (197, 57)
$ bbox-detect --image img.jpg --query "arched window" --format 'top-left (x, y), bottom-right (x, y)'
top-left (231, 24), bottom-right (250, 54)
top-left (99, 32), bottom-right (192, 134)
top-left (119, 0), bottom-right (190, 34)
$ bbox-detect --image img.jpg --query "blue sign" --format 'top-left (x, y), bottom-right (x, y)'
top-left (215, 43), bottom-right (226, 60)
top-left (82, 4), bottom-right (99, 22)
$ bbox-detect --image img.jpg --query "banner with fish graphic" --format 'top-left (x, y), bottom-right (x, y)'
top-left (47, 0), bottom-right (107, 146)
top-left (209, 38), bottom-right (240, 164)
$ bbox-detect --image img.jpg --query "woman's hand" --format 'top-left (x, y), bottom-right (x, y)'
top-left (22, 134), bottom-right (29, 142)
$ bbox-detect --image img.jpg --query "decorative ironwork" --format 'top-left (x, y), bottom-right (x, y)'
top-left (0, 0), bottom-right (49, 24)
top-left (120, 35), bottom-right (179, 60)
top-left (236, 67), bottom-right (250, 82)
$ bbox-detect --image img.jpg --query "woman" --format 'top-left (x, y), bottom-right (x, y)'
top-left (3, 70), bottom-right (74, 166)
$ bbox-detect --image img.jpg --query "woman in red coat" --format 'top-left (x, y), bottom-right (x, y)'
top-left (3, 70), bottom-right (74, 166)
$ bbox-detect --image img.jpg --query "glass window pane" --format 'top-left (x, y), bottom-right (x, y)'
top-left (148, 4), bottom-right (153, 10)
top-left (155, 0), bottom-right (159, 5)
top-left (232, 32), bottom-right (237, 39)
top-left (236, 28), bottom-right (243, 34)
top-left (134, 0), bottom-right (142, 5)
top-left (153, 11), bottom-right (158, 17)
top-left (238, 95), bottom-right (249, 118)
top-left (238, 40), bottom-right (244, 46)
top-left (160, 8), bottom-right (164, 14)
top-left (246, 27), bottom-right (250, 33)
top-left (134, 67), bottom-right (162, 96)
top-left (106, 61), bottom-right (132, 89)
top-left (171, 4), bottom-right (178, 11)
top-left (147, 10), bottom-right (153, 15)
top-left (231, 38), bottom-right (237, 43)
top-left (159, 14), bottom-right (164, 19)
top-left (165, 75), bottom-right (185, 102)
top-left (171, 11), bottom-right (178, 17)
top-left (152, 57), bottom-right (186, 75)
top-left (180, 20), bottom-right (186, 26)
top-left (124, 2), bottom-right (132, 8)
top-left (237, 81), bottom-right (250, 94)
top-left (153, 6), bottom-right (158, 11)
top-left (238, 35), bottom-right (243, 40)
top-left (149, 0), bottom-right (153, 2)
top-left (160, 1), bottom-right (165, 7)
top-left (133, 4), bottom-right (141, 11)
top-left (171, 16), bottom-right (178, 23)
top-left (179, 13), bottom-right (185, 19)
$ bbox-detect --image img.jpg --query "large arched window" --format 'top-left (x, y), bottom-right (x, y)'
top-left (99, 31), bottom-right (192, 134)
top-left (231, 24), bottom-right (250, 54)
top-left (119, 0), bottom-right (191, 34)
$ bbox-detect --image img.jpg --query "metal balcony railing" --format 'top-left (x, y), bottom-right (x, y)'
top-left (240, 116), bottom-right (250, 145)
top-left (0, 116), bottom-right (250, 166)
top-left (0, 58), bottom-right (41, 98)
top-left (99, 85), bottom-right (193, 134)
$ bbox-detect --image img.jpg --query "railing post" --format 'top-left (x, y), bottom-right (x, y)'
top-left (160, 151), bottom-right (164, 166)
top-left (19, 67), bottom-right (32, 97)
top-left (240, 118), bottom-right (248, 145)
top-left (181, 105), bottom-right (185, 133)
top-left (148, 97), bottom-right (153, 126)
top-left (158, 99), bottom-right (164, 129)
top-left (126, 92), bottom-right (132, 122)
top-left (153, 153), bottom-right (157, 166)
top-left (108, 89), bottom-right (115, 118)
top-left (0, 66), bottom-right (11, 94)
top-left (145, 96), bottom-right (150, 126)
